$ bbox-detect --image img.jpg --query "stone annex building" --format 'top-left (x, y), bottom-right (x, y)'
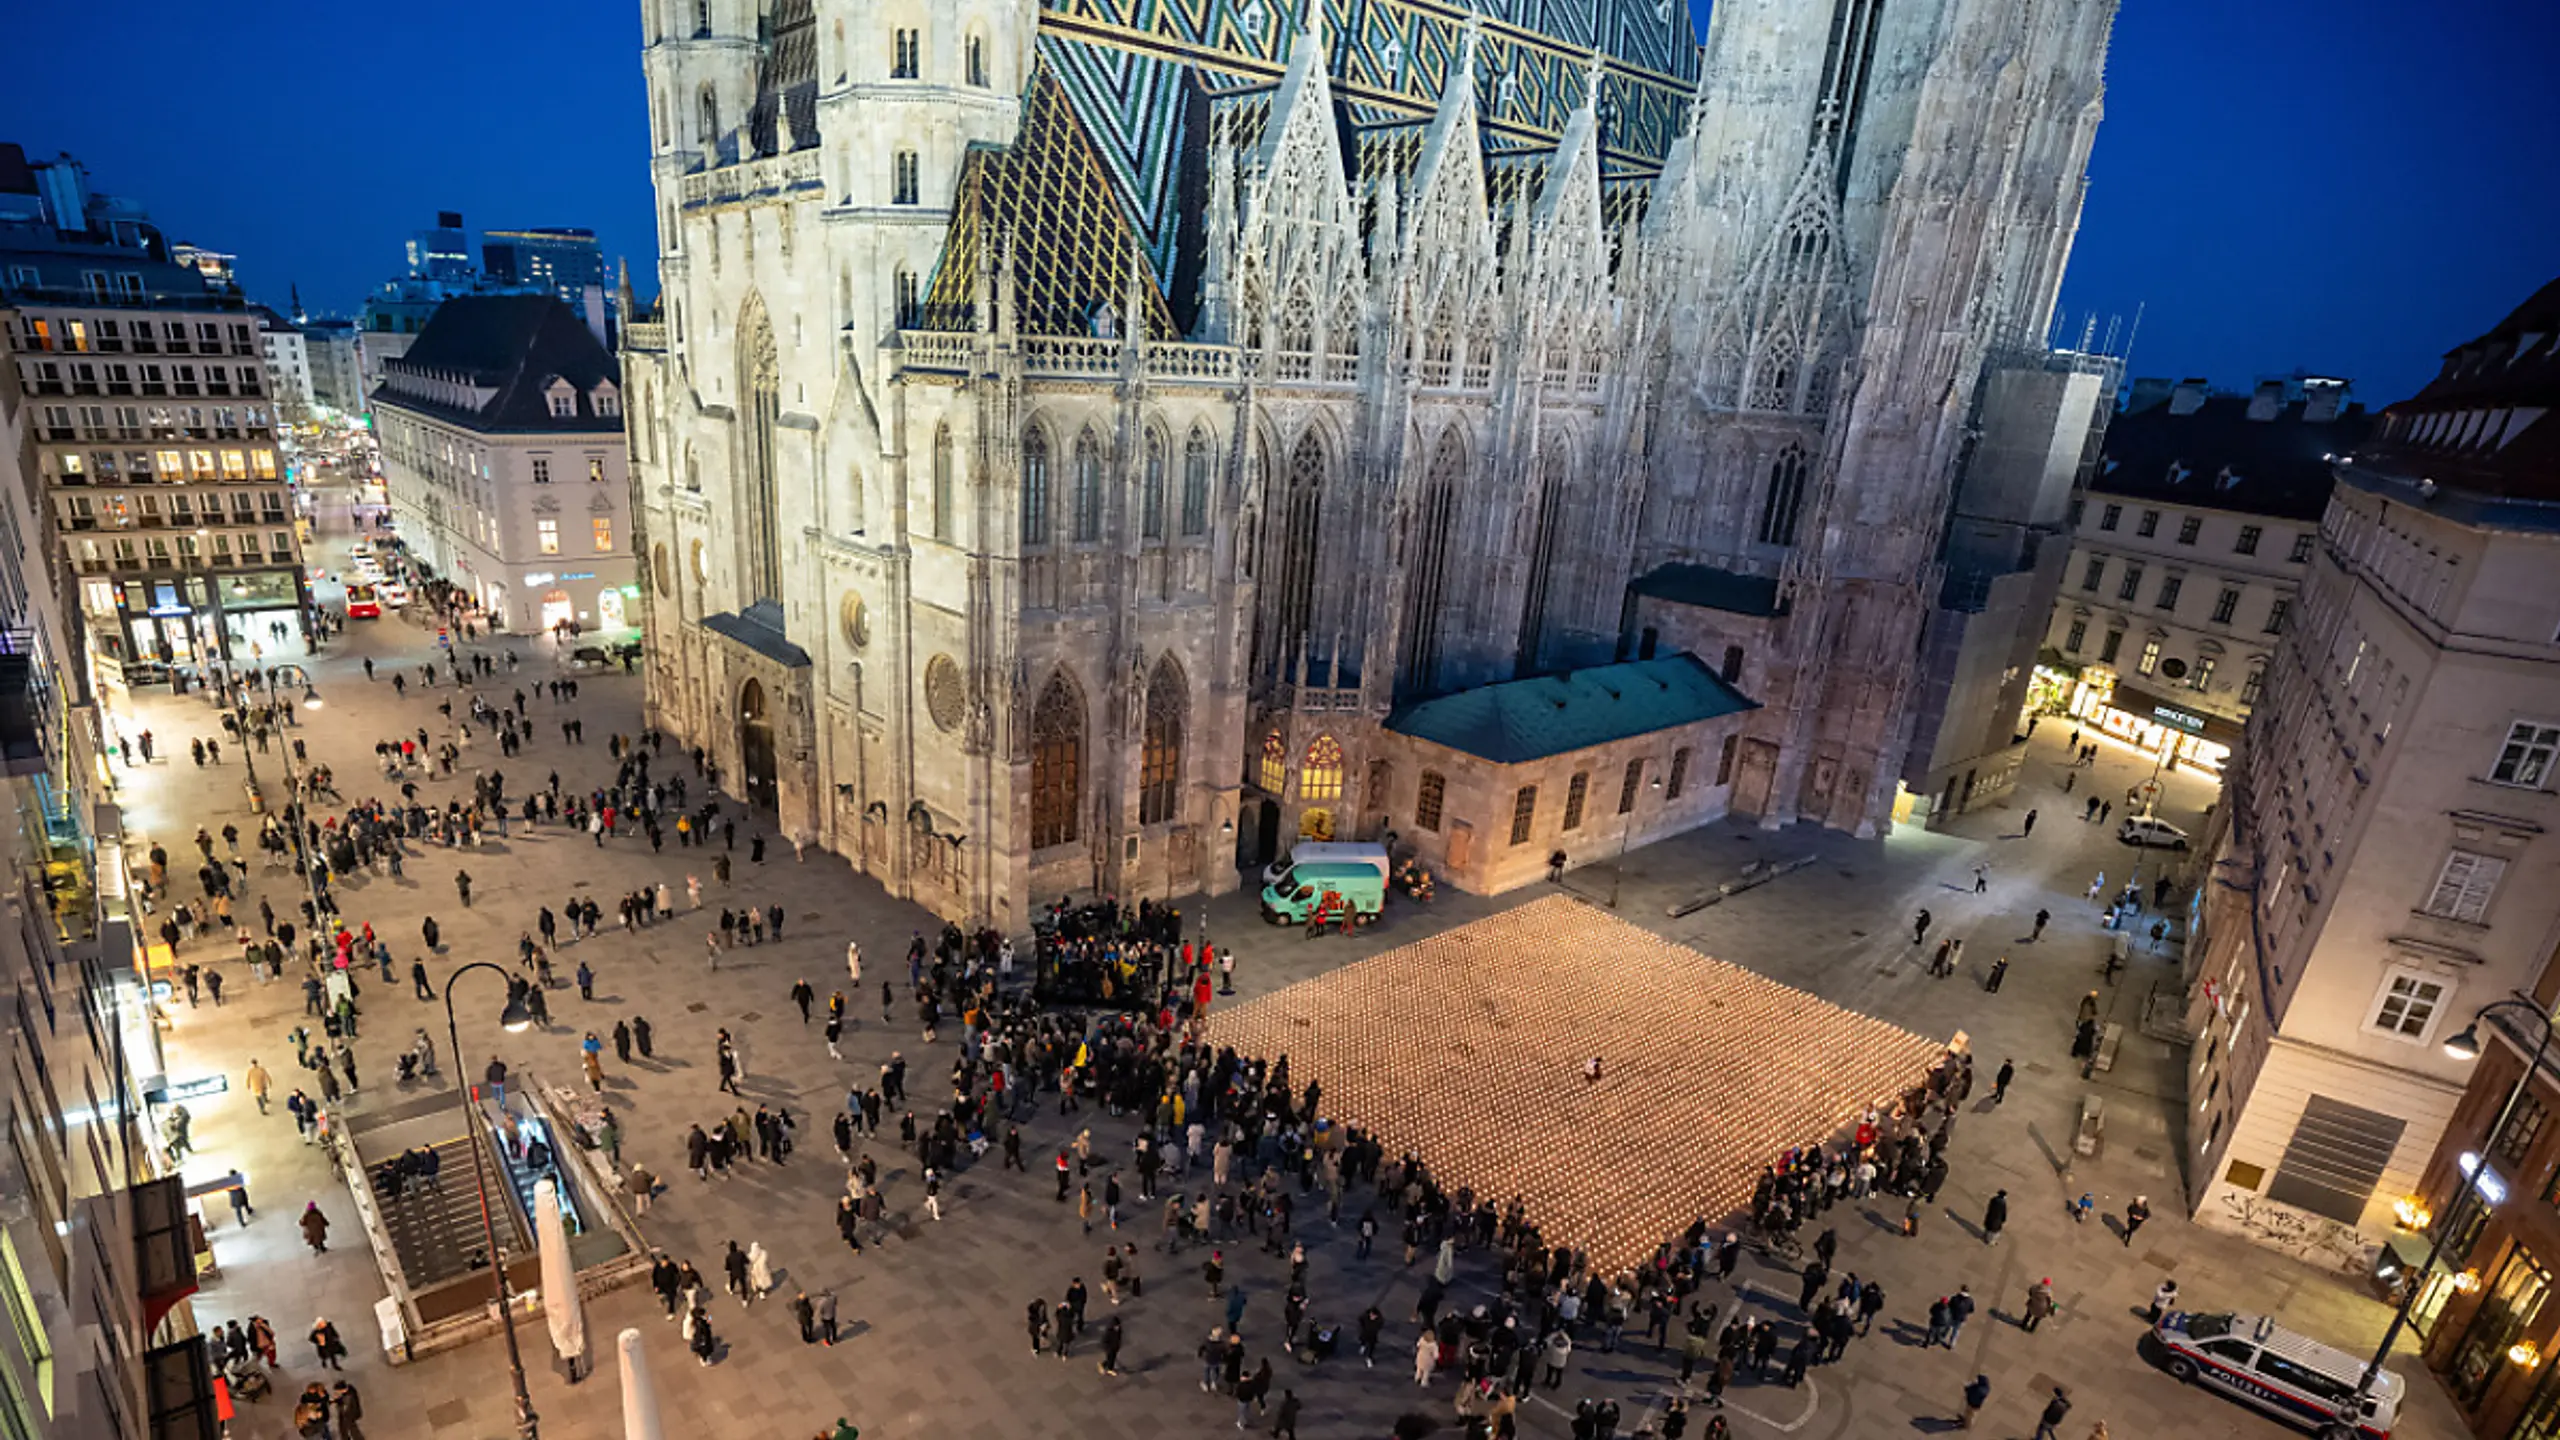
top-left (620, 0), bottom-right (2117, 926)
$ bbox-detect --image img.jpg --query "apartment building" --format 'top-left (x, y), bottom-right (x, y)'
top-left (372, 293), bottom-right (634, 633)
top-left (251, 306), bottom-right (310, 420)
top-left (2188, 279), bottom-right (2560, 1277)
top-left (0, 274), bottom-right (305, 672)
top-left (2040, 377), bottom-right (2367, 774)
top-left (0, 169), bottom-right (203, 1436)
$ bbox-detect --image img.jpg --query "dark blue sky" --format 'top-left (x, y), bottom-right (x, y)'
top-left (2, 0), bottom-right (2547, 404)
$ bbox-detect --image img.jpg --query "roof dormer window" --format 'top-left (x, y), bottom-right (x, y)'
top-left (545, 377), bottom-right (577, 418)
top-left (591, 380), bottom-right (621, 418)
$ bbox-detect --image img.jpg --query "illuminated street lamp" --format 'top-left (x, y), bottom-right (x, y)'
top-left (444, 961), bottom-right (539, 1438)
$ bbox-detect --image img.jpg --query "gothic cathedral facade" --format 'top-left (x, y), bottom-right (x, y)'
top-left (621, 0), bottom-right (2117, 929)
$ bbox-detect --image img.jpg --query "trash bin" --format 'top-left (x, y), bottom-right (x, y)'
top-left (245, 782), bottom-right (264, 813)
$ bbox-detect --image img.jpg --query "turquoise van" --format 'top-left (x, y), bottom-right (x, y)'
top-left (1260, 862), bottom-right (1388, 928)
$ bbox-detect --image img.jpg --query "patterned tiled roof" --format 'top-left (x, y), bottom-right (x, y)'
top-left (920, 66), bottom-right (1179, 340)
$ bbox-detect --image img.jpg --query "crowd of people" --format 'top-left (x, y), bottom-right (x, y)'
top-left (134, 515), bottom-right (2112, 1440)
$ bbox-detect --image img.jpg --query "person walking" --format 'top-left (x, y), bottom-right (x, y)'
top-left (1992, 1059), bottom-right (2014, 1105)
top-left (245, 1058), bottom-right (272, 1115)
top-left (2122, 1194), bottom-right (2152, 1247)
top-left (1982, 1190), bottom-right (2008, 1244)
top-left (1913, 909), bottom-right (1933, 945)
top-left (1958, 1374), bottom-right (1990, 1429)
top-left (330, 1380), bottom-right (366, 1440)
top-left (299, 1202), bottom-right (331, 1255)
top-left (2031, 907), bottom-right (2051, 941)
top-left (2032, 1386), bottom-right (2073, 1440)
top-left (2022, 1278), bottom-right (2056, 1333)
top-left (1945, 1286), bottom-right (1975, 1347)
top-left (309, 1316), bottom-right (346, 1370)
top-left (1413, 1328), bottom-right (1441, 1386)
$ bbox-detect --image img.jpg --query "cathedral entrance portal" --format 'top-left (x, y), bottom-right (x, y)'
top-left (1252, 800), bottom-right (1281, 870)
top-left (738, 677), bottom-right (778, 812)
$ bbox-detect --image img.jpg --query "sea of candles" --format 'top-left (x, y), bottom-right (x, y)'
top-left (1203, 895), bottom-right (1945, 1272)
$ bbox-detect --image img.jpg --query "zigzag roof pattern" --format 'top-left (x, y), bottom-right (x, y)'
top-left (918, 0), bottom-right (1699, 341)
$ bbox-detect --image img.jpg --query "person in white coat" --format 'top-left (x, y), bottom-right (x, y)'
top-left (846, 941), bottom-right (862, 986)
top-left (747, 1241), bottom-right (776, 1301)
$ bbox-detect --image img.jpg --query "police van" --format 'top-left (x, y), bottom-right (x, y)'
top-left (2153, 1310), bottom-right (2401, 1438)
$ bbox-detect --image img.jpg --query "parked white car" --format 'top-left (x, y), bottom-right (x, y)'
top-left (2118, 815), bottom-right (2190, 851)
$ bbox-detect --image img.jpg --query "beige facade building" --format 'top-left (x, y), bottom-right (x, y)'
top-left (2041, 377), bottom-right (2366, 774)
top-left (622, 0), bottom-right (2117, 926)
top-left (373, 295), bottom-right (637, 635)
top-left (2188, 278), bottom-right (2560, 1267)
top-left (0, 236), bottom-right (308, 675)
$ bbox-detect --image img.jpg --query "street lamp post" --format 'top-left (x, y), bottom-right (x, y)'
top-left (444, 960), bottom-right (540, 1439)
top-left (2355, 994), bottom-right (2557, 1410)
top-left (1608, 776), bottom-right (1664, 910)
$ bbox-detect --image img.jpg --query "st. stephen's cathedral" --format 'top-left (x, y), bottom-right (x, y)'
top-left (621, 0), bottom-right (2117, 925)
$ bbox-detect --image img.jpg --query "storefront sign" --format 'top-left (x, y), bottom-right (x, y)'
top-left (561, 572), bottom-right (596, 581)
top-left (2151, 705), bottom-right (2207, 735)
top-left (522, 572), bottom-right (556, 586)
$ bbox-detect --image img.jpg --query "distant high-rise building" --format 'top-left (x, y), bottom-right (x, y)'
top-left (302, 316), bottom-right (364, 411)
top-left (483, 227), bottom-right (604, 306)
top-left (405, 208), bottom-right (473, 283)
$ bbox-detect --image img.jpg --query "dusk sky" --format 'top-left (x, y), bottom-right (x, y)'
top-left (1, 0), bottom-right (2547, 405)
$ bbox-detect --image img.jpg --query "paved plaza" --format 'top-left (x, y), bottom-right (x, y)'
top-left (1203, 897), bottom-right (1946, 1272)
top-left (120, 477), bottom-right (2470, 1440)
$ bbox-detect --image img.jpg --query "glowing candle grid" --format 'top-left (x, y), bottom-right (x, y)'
top-left (1202, 896), bottom-right (1945, 1272)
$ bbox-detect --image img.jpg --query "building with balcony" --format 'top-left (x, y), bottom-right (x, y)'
top-left (0, 162), bottom-right (304, 676)
top-left (2041, 377), bottom-right (2368, 774)
top-left (372, 293), bottom-right (635, 633)
top-left (0, 173), bottom-right (200, 1437)
top-left (2187, 279), bottom-right (2560, 1281)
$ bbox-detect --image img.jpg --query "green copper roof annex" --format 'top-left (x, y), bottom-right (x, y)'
top-left (1386, 654), bottom-right (1757, 764)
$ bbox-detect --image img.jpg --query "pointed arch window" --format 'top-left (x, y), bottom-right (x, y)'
top-left (1180, 427), bottom-right (1212, 536)
top-left (1397, 429), bottom-right (1462, 698)
top-left (930, 423), bottom-right (954, 541)
top-left (965, 35), bottom-right (987, 87)
top-left (1461, 309), bottom-right (1495, 389)
top-left (1301, 735), bottom-right (1344, 803)
top-left (893, 150), bottom-right (920, 205)
top-left (1324, 291), bottom-right (1360, 383)
top-left (1140, 658), bottom-right (1186, 824)
top-left (1020, 425), bottom-right (1050, 545)
top-left (1256, 730), bottom-right (1287, 795)
top-left (1030, 672), bottom-right (1083, 849)
top-left (697, 85), bottom-right (721, 149)
top-left (1257, 431), bottom-right (1327, 680)
top-left (1071, 429), bottom-right (1103, 543)
top-left (893, 267), bottom-right (920, 330)
top-left (1276, 286), bottom-right (1316, 382)
top-left (1758, 444), bottom-right (1809, 547)
top-left (1140, 430), bottom-right (1167, 541)
top-left (1420, 312), bottom-right (1456, 388)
